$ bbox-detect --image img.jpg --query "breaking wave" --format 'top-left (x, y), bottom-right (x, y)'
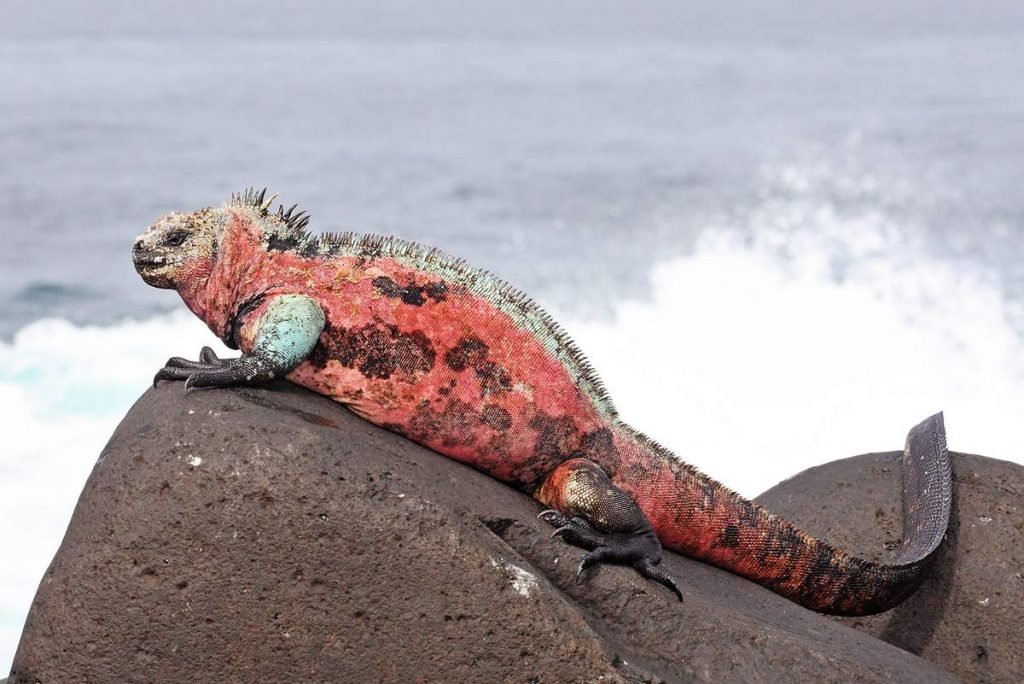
top-left (565, 160), bottom-right (1023, 496)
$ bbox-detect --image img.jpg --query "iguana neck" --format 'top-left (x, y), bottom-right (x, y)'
top-left (176, 209), bottom-right (268, 345)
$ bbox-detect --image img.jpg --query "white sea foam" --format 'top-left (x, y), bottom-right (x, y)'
top-left (1, 181), bottom-right (1022, 669)
top-left (565, 240), bottom-right (1022, 494)
top-left (562, 167), bottom-right (1023, 498)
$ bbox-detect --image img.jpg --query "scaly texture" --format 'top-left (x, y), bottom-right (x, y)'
top-left (131, 189), bottom-right (952, 615)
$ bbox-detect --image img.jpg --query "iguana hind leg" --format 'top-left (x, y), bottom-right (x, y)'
top-left (537, 458), bottom-right (682, 600)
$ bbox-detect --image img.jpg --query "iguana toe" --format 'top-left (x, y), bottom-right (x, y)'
top-left (199, 346), bottom-right (223, 364)
top-left (153, 365), bottom-right (200, 386)
top-left (547, 516), bottom-right (605, 550)
top-left (572, 532), bottom-right (682, 600)
top-left (537, 509), bottom-right (569, 526)
top-left (156, 347), bottom-right (234, 387)
top-left (635, 559), bottom-right (683, 601)
top-left (539, 503), bottom-right (683, 600)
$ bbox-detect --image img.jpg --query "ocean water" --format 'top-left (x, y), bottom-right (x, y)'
top-left (2, 0), bottom-right (1023, 670)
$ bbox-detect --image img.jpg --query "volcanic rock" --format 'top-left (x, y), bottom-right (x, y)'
top-left (11, 384), bottom-right (961, 682)
top-left (759, 450), bottom-right (1024, 683)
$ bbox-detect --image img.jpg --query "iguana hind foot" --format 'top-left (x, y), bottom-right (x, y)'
top-left (537, 461), bottom-right (683, 601)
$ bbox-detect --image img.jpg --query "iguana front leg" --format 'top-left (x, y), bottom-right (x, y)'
top-left (155, 294), bottom-right (325, 390)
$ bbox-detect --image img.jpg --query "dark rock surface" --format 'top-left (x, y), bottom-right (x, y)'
top-left (11, 384), bottom-right (959, 683)
top-left (759, 450), bottom-right (1024, 683)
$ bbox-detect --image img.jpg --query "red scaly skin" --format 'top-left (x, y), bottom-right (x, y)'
top-left (184, 210), bottom-right (616, 490)
top-left (135, 193), bottom-right (950, 616)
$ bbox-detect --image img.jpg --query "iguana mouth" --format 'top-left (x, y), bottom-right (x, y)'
top-left (133, 255), bottom-right (180, 269)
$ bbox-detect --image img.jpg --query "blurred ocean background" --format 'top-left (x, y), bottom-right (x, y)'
top-left (2, 0), bottom-right (1023, 669)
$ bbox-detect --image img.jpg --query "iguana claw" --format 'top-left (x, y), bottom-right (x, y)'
top-left (537, 509), bottom-right (568, 526)
top-left (636, 559), bottom-right (683, 601)
top-left (551, 525), bottom-right (571, 539)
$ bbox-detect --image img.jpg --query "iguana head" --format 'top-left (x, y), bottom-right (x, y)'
top-left (132, 207), bottom-right (227, 289)
top-left (133, 188), bottom-right (310, 290)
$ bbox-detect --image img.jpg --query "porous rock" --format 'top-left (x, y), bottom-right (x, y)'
top-left (758, 450), bottom-right (1024, 683)
top-left (11, 384), bottom-right (957, 683)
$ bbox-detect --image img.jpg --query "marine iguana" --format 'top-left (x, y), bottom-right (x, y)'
top-left (132, 188), bottom-right (952, 615)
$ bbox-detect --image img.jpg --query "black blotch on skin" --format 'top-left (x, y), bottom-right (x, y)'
top-left (308, 326), bottom-right (333, 369)
top-left (372, 276), bottom-right (400, 296)
top-left (798, 544), bottom-right (840, 599)
top-left (266, 233), bottom-right (304, 252)
top-left (373, 276), bottom-right (423, 305)
top-left (829, 561), bottom-right (867, 613)
top-left (476, 361), bottom-right (512, 396)
top-left (774, 525), bottom-right (807, 562)
top-left (514, 413), bottom-right (581, 489)
top-left (407, 399), bottom-right (478, 449)
top-left (830, 557), bottom-right (923, 615)
top-left (424, 281), bottom-right (448, 301)
top-left (754, 524), bottom-right (806, 590)
top-left (579, 428), bottom-right (616, 466)
top-left (530, 414), bottom-right (578, 463)
top-left (299, 241), bottom-right (325, 259)
top-left (515, 416), bottom-right (621, 489)
top-left (855, 564), bottom-right (919, 614)
top-left (481, 405), bottom-right (512, 432)
top-left (444, 337), bottom-right (513, 397)
top-left (717, 524), bottom-right (741, 549)
top-left (224, 292), bottom-right (268, 350)
top-left (444, 337), bottom-right (488, 371)
top-left (373, 276), bottom-right (449, 307)
top-left (309, 321), bottom-right (436, 379)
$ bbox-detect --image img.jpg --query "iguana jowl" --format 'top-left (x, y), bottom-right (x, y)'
top-left (132, 188), bottom-right (952, 615)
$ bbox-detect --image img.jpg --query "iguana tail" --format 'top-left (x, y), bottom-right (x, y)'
top-left (619, 412), bottom-right (951, 615)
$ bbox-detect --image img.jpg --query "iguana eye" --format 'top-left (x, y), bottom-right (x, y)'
top-left (165, 230), bottom-right (188, 247)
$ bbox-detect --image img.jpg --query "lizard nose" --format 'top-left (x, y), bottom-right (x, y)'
top-left (132, 238), bottom-right (150, 260)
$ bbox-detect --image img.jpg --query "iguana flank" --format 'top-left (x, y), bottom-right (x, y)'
top-left (131, 188), bottom-right (952, 615)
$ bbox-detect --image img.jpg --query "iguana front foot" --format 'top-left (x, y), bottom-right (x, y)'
top-left (154, 349), bottom-right (259, 390)
top-left (155, 347), bottom-right (229, 382)
top-left (153, 295), bottom-right (326, 391)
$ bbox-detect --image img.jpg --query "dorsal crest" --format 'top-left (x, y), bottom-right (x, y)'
top-left (275, 202), bottom-right (311, 233)
top-left (229, 187), bottom-right (277, 215)
top-left (229, 187), bottom-right (312, 242)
